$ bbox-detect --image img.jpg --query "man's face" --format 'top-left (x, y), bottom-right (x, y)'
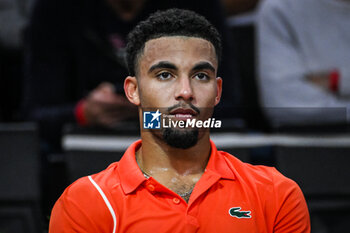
top-left (129, 36), bottom-right (222, 148)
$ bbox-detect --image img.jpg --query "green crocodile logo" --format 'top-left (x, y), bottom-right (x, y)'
top-left (229, 207), bottom-right (252, 219)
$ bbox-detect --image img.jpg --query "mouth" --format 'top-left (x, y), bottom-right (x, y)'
top-left (169, 108), bottom-right (198, 120)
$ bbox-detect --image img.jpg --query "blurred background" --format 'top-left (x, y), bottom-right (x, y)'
top-left (1, 0), bottom-right (349, 232)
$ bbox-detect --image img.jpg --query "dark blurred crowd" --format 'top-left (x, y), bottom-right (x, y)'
top-left (1, 0), bottom-right (262, 153)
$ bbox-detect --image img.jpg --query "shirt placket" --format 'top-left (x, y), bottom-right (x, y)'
top-left (186, 170), bottom-right (222, 230)
top-left (143, 171), bottom-right (222, 232)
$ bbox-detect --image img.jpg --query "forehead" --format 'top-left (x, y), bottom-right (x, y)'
top-left (139, 36), bottom-right (218, 69)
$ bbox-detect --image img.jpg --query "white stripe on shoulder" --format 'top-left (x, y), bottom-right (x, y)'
top-left (88, 175), bottom-right (117, 233)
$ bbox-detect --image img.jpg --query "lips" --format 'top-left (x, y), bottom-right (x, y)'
top-left (169, 108), bottom-right (198, 120)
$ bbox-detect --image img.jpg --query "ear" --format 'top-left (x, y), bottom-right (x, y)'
top-left (214, 77), bottom-right (222, 106)
top-left (124, 76), bottom-right (140, 106)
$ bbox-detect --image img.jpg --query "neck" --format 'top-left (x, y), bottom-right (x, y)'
top-left (137, 131), bottom-right (211, 176)
top-left (136, 130), bottom-right (211, 202)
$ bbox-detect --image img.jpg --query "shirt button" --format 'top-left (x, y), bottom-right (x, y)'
top-left (173, 198), bottom-right (181, 204)
top-left (147, 184), bottom-right (155, 192)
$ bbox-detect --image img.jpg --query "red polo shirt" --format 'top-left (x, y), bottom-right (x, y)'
top-left (49, 140), bottom-right (310, 233)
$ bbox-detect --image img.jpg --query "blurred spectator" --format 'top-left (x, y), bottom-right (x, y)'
top-left (0, 0), bottom-right (34, 121)
top-left (257, 0), bottom-right (350, 128)
top-left (22, 0), bottom-right (241, 152)
top-left (0, 0), bottom-right (34, 49)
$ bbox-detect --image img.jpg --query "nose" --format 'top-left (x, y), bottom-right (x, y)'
top-left (175, 76), bottom-right (194, 101)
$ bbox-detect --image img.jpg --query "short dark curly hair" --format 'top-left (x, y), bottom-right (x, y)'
top-left (126, 8), bottom-right (222, 76)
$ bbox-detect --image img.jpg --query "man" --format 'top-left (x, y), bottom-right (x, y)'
top-left (24, 0), bottom-right (239, 218)
top-left (49, 9), bottom-right (310, 232)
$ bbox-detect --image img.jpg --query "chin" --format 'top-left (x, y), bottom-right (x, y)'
top-left (162, 128), bottom-right (199, 149)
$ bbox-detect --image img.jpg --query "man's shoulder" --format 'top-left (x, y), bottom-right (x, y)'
top-left (64, 161), bottom-right (122, 199)
top-left (50, 162), bottom-right (121, 231)
top-left (219, 150), bottom-right (298, 191)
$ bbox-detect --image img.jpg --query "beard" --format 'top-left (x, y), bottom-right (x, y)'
top-left (162, 127), bottom-right (199, 149)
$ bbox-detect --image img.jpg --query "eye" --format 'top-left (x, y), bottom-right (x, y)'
top-left (156, 72), bottom-right (173, 80)
top-left (194, 73), bottom-right (209, 81)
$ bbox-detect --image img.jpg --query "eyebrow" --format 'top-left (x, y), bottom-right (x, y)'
top-left (192, 61), bottom-right (216, 73)
top-left (148, 61), bottom-right (177, 73)
top-left (148, 61), bottom-right (216, 74)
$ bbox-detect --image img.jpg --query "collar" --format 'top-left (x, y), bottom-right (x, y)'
top-left (205, 140), bottom-right (236, 180)
top-left (117, 139), bottom-right (236, 195)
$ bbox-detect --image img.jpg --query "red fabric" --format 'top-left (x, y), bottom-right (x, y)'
top-left (49, 140), bottom-right (310, 233)
top-left (74, 100), bottom-right (88, 126)
top-left (329, 69), bottom-right (340, 92)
